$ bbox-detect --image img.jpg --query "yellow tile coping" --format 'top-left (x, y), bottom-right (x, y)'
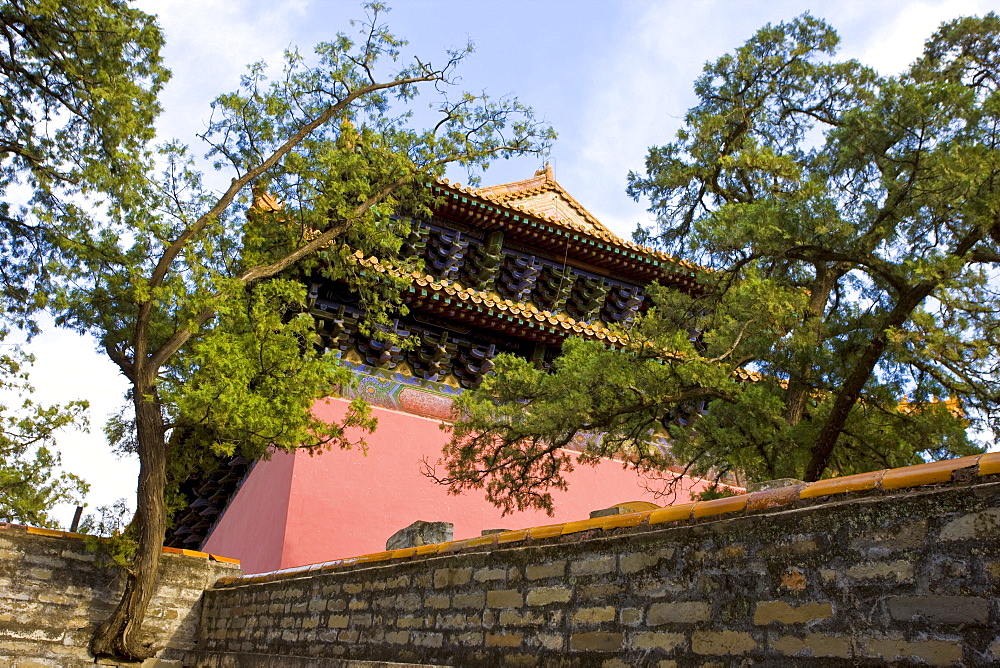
top-left (496, 529), bottom-right (530, 544)
top-left (799, 470), bottom-right (886, 499)
top-left (463, 534), bottom-right (498, 549)
top-left (390, 547), bottom-right (417, 560)
top-left (692, 495), bottom-right (749, 518)
top-left (600, 511), bottom-right (652, 530)
top-left (560, 518), bottom-right (604, 535)
top-left (980, 452), bottom-right (1000, 476)
top-left (208, 554), bottom-right (240, 566)
top-left (355, 551), bottom-right (393, 565)
top-left (648, 503), bottom-right (696, 525)
top-left (414, 543), bottom-right (443, 556)
top-left (880, 455), bottom-right (982, 490)
top-left (529, 523), bottom-right (567, 539)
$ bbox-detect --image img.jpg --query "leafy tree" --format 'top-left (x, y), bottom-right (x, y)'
top-left (0, 337), bottom-right (88, 526)
top-left (0, 0), bottom-right (163, 529)
top-left (0, 0), bottom-right (166, 323)
top-left (26, 3), bottom-right (553, 658)
top-left (440, 13), bottom-right (998, 513)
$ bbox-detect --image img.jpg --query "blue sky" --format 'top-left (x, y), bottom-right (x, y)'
top-left (25, 0), bottom-right (994, 525)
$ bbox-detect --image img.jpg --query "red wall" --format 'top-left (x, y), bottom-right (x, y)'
top-left (204, 397), bottom-right (724, 573)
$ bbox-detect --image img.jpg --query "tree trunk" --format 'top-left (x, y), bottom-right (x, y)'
top-left (90, 386), bottom-right (168, 660)
top-left (803, 284), bottom-right (932, 482)
top-left (803, 229), bottom-right (982, 482)
top-left (783, 263), bottom-right (838, 426)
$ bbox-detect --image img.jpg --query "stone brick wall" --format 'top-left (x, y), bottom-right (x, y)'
top-left (0, 524), bottom-right (240, 666)
top-left (192, 460), bottom-right (1000, 666)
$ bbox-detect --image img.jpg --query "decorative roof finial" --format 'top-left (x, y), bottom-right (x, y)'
top-left (534, 161), bottom-right (554, 181)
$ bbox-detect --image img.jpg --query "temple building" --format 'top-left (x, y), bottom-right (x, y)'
top-left (170, 165), bottom-right (734, 574)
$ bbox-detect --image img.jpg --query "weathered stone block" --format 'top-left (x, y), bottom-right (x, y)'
top-left (535, 632), bottom-right (564, 651)
top-left (647, 602), bottom-right (710, 625)
top-left (457, 631), bottom-right (484, 646)
top-left (770, 633), bottom-right (851, 658)
top-left (487, 632), bottom-right (522, 647)
top-left (779, 567), bottom-right (807, 591)
top-left (385, 630), bottom-right (409, 645)
top-left (572, 606), bottom-right (616, 625)
top-left (434, 567), bottom-right (473, 589)
top-left (620, 607), bottom-right (642, 626)
top-left (396, 592), bottom-right (421, 611)
top-left (691, 630), bottom-right (758, 655)
top-left (846, 560), bottom-right (914, 582)
top-left (487, 589), bottom-right (523, 608)
top-left (396, 615), bottom-right (425, 629)
top-left (425, 594), bottom-right (449, 609)
top-left (631, 631), bottom-right (685, 652)
top-left (413, 632), bottom-right (443, 648)
top-left (938, 508), bottom-right (1000, 542)
top-left (851, 518), bottom-right (927, 550)
top-left (326, 614), bottom-right (348, 629)
top-left (579, 583), bottom-right (623, 600)
top-left (526, 560), bottom-right (566, 580)
top-left (475, 567), bottom-right (506, 583)
top-left (619, 552), bottom-right (660, 574)
top-left (385, 520), bottom-right (453, 550)
top-left (526, 586), bottom-right (572, 606)
top-left (753, 601), bottom-right (833, 625)
top-left (452, 592), bottom-right (486, 609)
top-left (571, 556), bottom-right (615, 577)
top-left (499, 610), bottom-right (545, 627)
top-left (886, 596), bottom-right (989, 625)
top-left (861, 637), bottom-right (963, 665)
top-left (570, 631), bottom-right (623, 652)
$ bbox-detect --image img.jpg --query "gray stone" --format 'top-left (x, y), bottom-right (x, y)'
top-left (385, 521), bottom-right (454, 550)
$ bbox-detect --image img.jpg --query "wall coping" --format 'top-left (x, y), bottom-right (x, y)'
top-left (217, 452), bottom-right (999, 587)
top-left (0, 522), bottom-right (241, 565)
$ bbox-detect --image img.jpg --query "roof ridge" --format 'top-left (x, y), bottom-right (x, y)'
top-left (434, 178), bottom-right (703, 277)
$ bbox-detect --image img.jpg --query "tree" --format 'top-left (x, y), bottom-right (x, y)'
top-left (439, 13), bottom-right (998, 514)
top-left (0, 337), bottom-right (89, 526)
top-left (0, 1), bottom-right (163, 526)
top-left (27, 3), bottom-right (553, 658)
top-left (0, 0), bottom-right (166, 322)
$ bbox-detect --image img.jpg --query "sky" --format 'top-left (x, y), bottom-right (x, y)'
top-left (22, 0), bottom-right (995, 528)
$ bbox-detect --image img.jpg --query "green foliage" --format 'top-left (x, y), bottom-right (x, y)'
top-left (162, 279), bottom-right (376, 459)
top-left (79, 498), bottom-right (137, 569)
top-left (11, 3), bottom-right (554, 656)
top-left (0, 335), bottom-right (89, 527)
top-left (694, 485), bottom-right (738, 502)
top-left (0, 0), bottom-right (167, 326)
top-left (444, 13), bottom-right (998, 512)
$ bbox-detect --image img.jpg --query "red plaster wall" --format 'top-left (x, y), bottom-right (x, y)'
top-left (205, 397), bottom-right (722, 573)
top-left (200, 448), bottom-right (294, 575)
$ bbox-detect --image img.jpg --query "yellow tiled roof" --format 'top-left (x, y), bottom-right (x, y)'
top-left (350, 249), bottom-right (630, 345)
top-left (435, 169), bottom-right (704, 277)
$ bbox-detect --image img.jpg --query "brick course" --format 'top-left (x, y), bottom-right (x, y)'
top-left (191, 469), bottom-right (1000, 666)
top-left (0, 525), bottom-right (239, 666)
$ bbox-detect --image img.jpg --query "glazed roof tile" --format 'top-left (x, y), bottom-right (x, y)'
top-left (349, 249), bottom-right (631, 346)
top-left (215, 451), bottom-right (1000, 587)
top-left (434, 169), bottom-right (704, 279)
